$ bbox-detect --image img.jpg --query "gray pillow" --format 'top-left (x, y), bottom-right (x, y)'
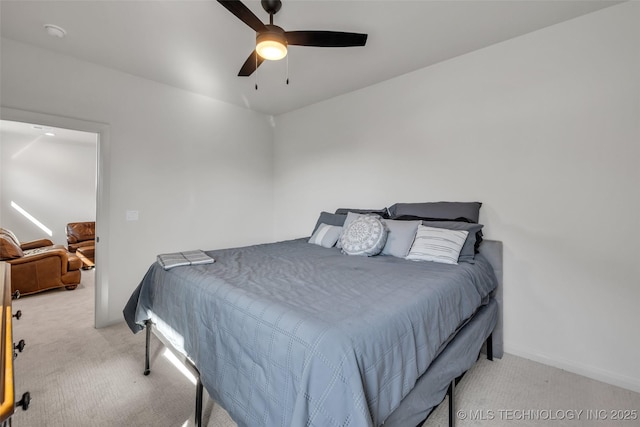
top-left (388, 201), bottom-right (482, 223)
top-left (380, 219), bottom-right (421, 258)
top-left (342, 211), bottom-right (366, 228)
top-left (421, 221), bottom-right (484, 262)
top-left (335, 208), bottom-right (389, 218)
top-left (340, 216), bottom-right (388, 257)
top-left (312, 212), bottom-right (347, 235)
top-left (308, 224), bottom-right (343, 248)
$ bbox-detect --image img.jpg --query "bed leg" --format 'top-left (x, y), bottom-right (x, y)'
top-left (448, 379), bottom-right (456, 427)
top-left (195, 375), bottom-right (203, 427)
top-left (486, 333), bottom-right (494, 361)
top-left (144, 320), bottom-right (151, 376)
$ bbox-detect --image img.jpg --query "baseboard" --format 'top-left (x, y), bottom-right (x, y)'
top-left (504, 346), bottom-right (640, 394)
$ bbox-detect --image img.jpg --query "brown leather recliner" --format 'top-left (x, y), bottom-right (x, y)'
top-left (0, 228), bottom-right (81, 296)
top-left (66, 221), bottom-right (95, 269)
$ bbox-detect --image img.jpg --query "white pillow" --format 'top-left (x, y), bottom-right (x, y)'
top-left (308, 223), bottom-right (342, 248)
top-left (340, 215), bottom-right (387, 257)
top-left (406, 225), bottom-right (469, 265)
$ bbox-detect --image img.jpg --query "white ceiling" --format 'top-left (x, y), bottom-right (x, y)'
top-left (0, 0), bottom-right (622, 115)
top-left (0, 120), bottom-right (97, 145)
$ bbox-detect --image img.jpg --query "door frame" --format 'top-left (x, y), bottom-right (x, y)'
top-left (1, 107), bottom-right (111, 328)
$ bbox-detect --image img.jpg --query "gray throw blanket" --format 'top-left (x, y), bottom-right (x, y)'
top-left (125, 239), bottom-right (497, 427)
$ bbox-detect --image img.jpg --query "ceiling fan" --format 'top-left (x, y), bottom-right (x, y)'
top-left (218, 0), bottom-right (368, 77)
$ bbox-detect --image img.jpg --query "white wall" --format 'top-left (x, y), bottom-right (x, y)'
top-left (2, 1), bottom-right (638, 394)
top-left (1, 38), bottom-right (274, 326)
top-left (273, 2), bottom-right (640, 392)
top-left (1, 125), bottom-right (97, 246)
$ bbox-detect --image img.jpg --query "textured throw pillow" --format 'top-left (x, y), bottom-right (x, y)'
top-left (340, 215), bottom-right (387, 257)
top-left (0, 235), bottom-right (24, 260)
top-left (421, 221), bottom-right (484, 263)
top-left (380, 219), bottom-right (421, 258)
top-left (337, 212), bottom-right (371, 249)
top-left (406, 225), bottom-right (469, 265)
top-left (308, 223), bottom-right (343, 248)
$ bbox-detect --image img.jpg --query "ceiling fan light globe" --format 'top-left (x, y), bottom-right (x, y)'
top-left (256, 28), bottom-right (288, 61)
top-left (256, 40), bottom-right (287, 60)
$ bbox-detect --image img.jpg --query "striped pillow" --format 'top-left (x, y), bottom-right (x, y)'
top-left (0, 228), bottom-right (20, 246)
top-left (1, 235), bottom-right (23, 260)
top-left (308, 223), bottom-right (343, 248)
top-left (405, 225), bottom-right (469, 265)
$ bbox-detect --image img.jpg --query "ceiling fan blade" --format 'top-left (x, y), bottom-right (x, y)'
top-left (218, 0), bottom-right (267, 33)
top-left (285, 31), bottom-right (368, 47)
top-left (238, 50), bottom-right (265, 77)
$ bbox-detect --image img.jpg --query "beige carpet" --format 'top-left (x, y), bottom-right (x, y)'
top-left (11, 270), bottom-right (640, 426)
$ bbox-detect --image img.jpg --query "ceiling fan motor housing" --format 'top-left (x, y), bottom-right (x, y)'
top-left (257, 25), bottom-right (287, 46)
top-left (261, 0), bottom-right (282, 15)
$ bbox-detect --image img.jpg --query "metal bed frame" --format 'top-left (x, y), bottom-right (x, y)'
top-left (144, 319), bottom-right (204, 427)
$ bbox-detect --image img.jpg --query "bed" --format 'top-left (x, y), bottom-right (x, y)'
top-left (124, 205), bottom-right (503, 427)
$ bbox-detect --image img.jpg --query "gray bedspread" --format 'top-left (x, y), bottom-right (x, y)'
top-left (124, 238), bottom-right (497, 427)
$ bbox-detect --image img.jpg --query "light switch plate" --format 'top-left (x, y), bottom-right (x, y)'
top-left (126, 210), bottom-right (139, 221)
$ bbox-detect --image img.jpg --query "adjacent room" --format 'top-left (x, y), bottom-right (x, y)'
top-left (1, 1), bottom-right (638, 426)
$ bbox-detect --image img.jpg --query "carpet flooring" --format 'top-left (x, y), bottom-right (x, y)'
top-left (11, 269), bottom-right (640, 426)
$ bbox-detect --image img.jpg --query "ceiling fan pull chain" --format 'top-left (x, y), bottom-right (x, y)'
top-left (255, 53), bottom-right (259, 90)
top-left (286, 55), bottom-right (289, 85)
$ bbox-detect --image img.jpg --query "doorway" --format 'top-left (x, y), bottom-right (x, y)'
top-left (0, 107), bottom-right (111, 328)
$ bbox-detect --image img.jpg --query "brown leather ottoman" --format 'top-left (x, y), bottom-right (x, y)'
top-left (76, 246), bottom-right (95, 269)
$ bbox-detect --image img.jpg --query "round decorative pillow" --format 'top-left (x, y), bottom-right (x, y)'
top-left (340, 215), bottom-right (388, 256)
